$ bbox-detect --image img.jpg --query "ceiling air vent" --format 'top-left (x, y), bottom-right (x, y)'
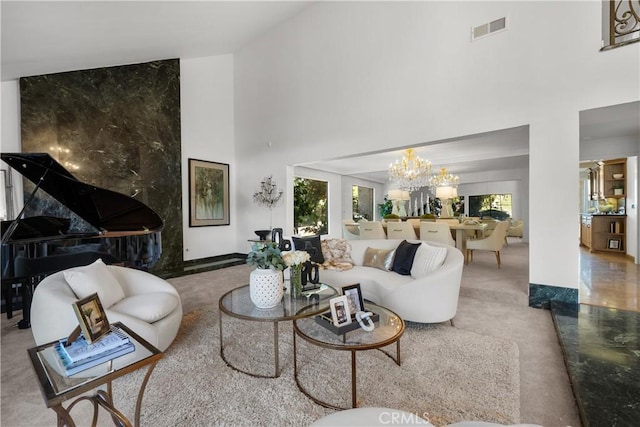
top-left (471, 17), bottom-right (507, 41)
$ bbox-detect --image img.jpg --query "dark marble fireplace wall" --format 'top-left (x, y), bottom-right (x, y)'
top-left (19, 59), bottom-right (183, 272)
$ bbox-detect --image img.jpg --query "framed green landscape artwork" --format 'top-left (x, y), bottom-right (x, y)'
top-left (189, 158), bottom-right (230, 227)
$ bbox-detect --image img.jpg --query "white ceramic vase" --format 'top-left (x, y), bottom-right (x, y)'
top-left (249, 268), bottom-right (283, 308)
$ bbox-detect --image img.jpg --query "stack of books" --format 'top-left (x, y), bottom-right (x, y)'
top-left (54, 327), bottom-right (135, 376)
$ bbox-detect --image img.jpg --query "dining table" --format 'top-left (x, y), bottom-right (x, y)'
top-left (449, 222), bottom-right (488, 262)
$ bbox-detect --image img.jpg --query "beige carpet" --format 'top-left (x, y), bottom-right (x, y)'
top-left (107, 306), bottom-right (519, 427)
top-left (2, 242), bottom-right (581, 426)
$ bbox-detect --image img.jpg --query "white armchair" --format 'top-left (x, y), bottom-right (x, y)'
top-left (31, 262), bottom-right (182, 352)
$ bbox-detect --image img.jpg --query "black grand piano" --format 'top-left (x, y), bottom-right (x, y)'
top-left (1, 153), bottom-right (163, 328)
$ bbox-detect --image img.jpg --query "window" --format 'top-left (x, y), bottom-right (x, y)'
top-left (468, 194), bottom-right (512, 220)
top-left (602, 0), bottom-right (640, 50)
top-left (293, 177), bottom-right (328, 236)
top-left (352, 185), bottom-right (374, 221)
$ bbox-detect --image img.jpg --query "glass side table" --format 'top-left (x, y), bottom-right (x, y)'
top-left (293, 303), bottom-right (405, 409)
top-left (218, 283), bottom-right (338, 378)
top-left (27, 321), bottom-right (162, 427)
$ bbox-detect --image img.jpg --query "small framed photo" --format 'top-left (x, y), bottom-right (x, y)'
top-left (607, 238), bottom-right (621, 250)
top-left (72, 293), bottom-right (110, 344)
top-left (342, 283), bottom-right (364, 316)
top-left (329, 295), bottom-right (352, 327)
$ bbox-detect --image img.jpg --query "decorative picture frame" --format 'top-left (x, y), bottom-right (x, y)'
top-left (329, 295), bottom-right (352, 327)
top-left (72, 293), bottom-right (110, 344)
top-left (342, 283), bottom-right (364, 316)
top-left (189, 158), bottom-right (230, 227)
top-left (607, 238), bottom-right (621, 250)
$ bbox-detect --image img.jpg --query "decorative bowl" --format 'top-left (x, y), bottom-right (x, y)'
top-left (254, 229), bottom-right (272, 241)
top-left (612, 173), bottom-right (623, 179)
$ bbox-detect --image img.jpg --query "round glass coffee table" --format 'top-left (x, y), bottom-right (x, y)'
top-left (218, 283), bottom-right (338, 378)
top-left (293, 303), bottom-right (405, 409)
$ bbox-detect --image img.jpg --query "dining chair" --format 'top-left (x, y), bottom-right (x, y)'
top-left (406, 218), bottom-right (421, 228)
top-left (386, 221), bottom-right (417, 240)
top-left (341, 220), bottom-right (360, 240)
top-left (435, 218), bottom-right (458, 241)
top-left (419, 222), bottom-right (455, 246)
top-left (359, 221), bottom-right (387, 239)
top-left (466, 220), bottom-right (510, 268)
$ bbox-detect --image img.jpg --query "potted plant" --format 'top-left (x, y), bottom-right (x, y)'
top-left (246, 242), bottom-right (286, 308)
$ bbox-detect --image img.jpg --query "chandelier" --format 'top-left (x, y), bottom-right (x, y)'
top-left (388, 149), bottom-right (432, 191)
top-left (429, 167), bottom-right (459, 189)
top-left (430, 167), bottom-right (459, 218)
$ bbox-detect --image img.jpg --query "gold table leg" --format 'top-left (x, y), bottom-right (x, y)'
top-left (351, 351), bottom-right (357, 408)
top-left (50, 362), bottom-right (157, 427)
top-left (219, 310), bottom-right (281, 378)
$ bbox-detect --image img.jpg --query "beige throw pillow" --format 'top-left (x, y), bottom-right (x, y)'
top-left (320, 239), bottom-right (354, 271)
top-left (363, 247), bottom-right (395, 271)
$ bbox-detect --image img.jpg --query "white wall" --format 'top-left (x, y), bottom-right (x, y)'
top-left (180, 55), bottom-right (239, 259)
top-left (234, 1), bottom-right (639, 292)
top-left (1, 81), bottom-right (23, 217)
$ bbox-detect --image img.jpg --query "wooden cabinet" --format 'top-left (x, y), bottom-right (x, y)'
top-left (602, 158), bottom-right (626, 203)
top-left (581, 158), bottom-right (627, 255)
top-left (590, 215), bottom-right (626, 254)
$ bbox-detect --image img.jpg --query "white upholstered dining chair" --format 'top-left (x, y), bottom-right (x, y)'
top-left (359, 221), bottom-right (387, 239)
top-left (386, 221), bottom-right (417, 240)
top-left (342, 220), bottom-right (360, 240)
top-left (466, 220), bottom-right (510, 268)
top-left (419, 222), bottom-right (455, 246)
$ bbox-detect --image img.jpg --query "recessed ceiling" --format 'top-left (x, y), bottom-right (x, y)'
top-left (300, 126), bottom-right (531, 183)
top-left (580, 101), bottom-right (640, 142)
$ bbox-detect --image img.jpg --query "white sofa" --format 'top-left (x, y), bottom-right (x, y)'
top-left (319, 239), bottom-right (464, 323)
top-left (31, 263), bottom-right (182, 352)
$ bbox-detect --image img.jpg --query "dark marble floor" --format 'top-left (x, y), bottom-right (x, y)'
top-left (551, 302), bottom-right (640, 427)
top-left (154, 254), bottom-right (246, 279)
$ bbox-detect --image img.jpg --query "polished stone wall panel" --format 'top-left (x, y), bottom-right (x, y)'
top-left (529, 283), bottom-right (579, 308)
top-left (19, 59), bottom-right (182, 271)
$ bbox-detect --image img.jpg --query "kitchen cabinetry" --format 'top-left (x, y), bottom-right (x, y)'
top-left (602, 158), bottom-right (626, 208)
top-left (590, 215), bottom-right (626, 254)
top-left (580, 215), bottom-right (591, 249)
top-left (581, 158), bottom-right (627, 255)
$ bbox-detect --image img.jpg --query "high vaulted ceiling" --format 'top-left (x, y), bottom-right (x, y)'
top-left (1, 1), bottom-right (312, 81)
top-left (2, 1), bottom-right (638, 181)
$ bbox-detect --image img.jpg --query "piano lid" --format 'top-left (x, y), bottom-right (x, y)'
top-left (1, 153), bottom-right (163, 233)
